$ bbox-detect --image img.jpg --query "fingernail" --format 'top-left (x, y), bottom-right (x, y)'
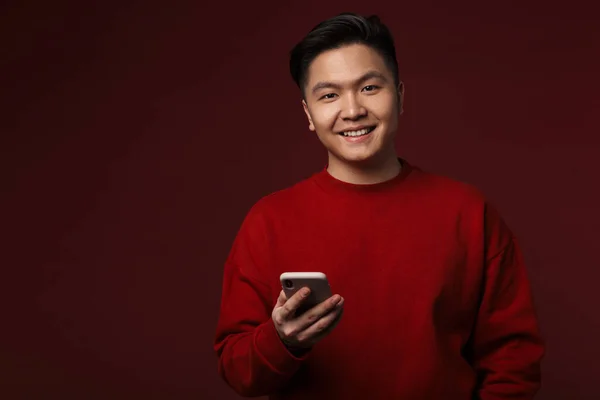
top-left (331, 295), bottom-right (341, 305)
top-left (301, 288), bottom-right (310, 297)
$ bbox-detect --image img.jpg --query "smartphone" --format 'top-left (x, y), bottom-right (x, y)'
top-left (280, 272), bottom-right (332, 315)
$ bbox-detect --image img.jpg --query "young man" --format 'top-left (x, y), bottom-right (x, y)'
top-left (214, 13), bottom-right (544, 399)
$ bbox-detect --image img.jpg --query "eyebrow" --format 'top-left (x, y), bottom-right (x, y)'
top-left (310, 70), bottom-right (388, 95)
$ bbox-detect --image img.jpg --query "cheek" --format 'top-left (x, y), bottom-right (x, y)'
top-left (312, 105), bottom-right (339, 129)
top-left (366, 95), bottom-right (397, 122)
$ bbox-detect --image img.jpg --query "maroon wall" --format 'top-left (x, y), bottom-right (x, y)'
top-left (2, 1), bottom-right (598, 399)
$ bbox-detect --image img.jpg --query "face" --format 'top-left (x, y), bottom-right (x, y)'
top-left (302, 43), bottom-right (404, 168)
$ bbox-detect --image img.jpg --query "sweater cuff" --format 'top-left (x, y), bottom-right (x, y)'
top-left (254, 319), bottom-right (309, 376)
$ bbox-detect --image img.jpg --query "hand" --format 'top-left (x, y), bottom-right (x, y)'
top-left (271, 287), bottom-right (344, 350)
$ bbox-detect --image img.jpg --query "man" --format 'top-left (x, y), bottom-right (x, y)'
top-left (214, 12), bottom-right (544, 399)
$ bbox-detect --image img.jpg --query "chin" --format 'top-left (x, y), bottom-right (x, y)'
top-left (336, 151), bottom-right (380, 165)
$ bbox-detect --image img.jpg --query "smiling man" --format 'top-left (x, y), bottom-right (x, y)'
top-left (214, 13), bottom-right (544, 399)
top-left (302, 46), bottom-right (402, 184)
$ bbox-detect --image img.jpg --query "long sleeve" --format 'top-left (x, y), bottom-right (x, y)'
top-left (213, 204), bottom-right (308, 397)
top-left (469, 204), bottom-right (545, 399)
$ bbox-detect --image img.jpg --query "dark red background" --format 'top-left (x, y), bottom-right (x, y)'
top-left (2, 1), bottom-right (598, 399)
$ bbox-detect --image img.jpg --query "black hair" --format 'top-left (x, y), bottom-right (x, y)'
top-left (289, 13), bottom-right (399, 95)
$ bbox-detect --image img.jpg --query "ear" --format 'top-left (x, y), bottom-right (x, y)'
top-left (302, 100), bottom-right (315, 131)
top-left (397, 81), bottom-right (405, 115)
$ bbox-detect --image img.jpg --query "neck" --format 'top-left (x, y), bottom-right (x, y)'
top-left (326, 151), bottom-right (402, 185)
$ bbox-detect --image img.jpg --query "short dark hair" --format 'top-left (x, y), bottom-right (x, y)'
top-left (289, 13), bottom-right (400, 95)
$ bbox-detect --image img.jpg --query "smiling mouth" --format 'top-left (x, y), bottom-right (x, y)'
top-left (339, 126), bottom-right (377, 137)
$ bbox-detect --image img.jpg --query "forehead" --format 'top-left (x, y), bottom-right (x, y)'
top-left (306, 43), bottom-right (390, 85)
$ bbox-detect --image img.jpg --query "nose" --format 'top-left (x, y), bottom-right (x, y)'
top-left (340, 93), bottom-right (367, 120)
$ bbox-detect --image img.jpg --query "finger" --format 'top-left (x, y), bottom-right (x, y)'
top-left (295, 294), bottom-right (342, 328)
top-left (295, 296), bottom-right (344, 336)
top-left (279, 287), bottom-right (311, 319)
top-left (275, 290), bottom-right (287, 308)
top-left (310, 307), bottom-right (344, 343)
top-left (308, 308), bottom-right (344, 344)
top-left (326, 306), bottom-right (344, 331)
top-left (297, 299), bottom-right (344, 342)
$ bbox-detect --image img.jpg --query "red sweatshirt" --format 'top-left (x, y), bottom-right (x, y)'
top-left (214, 159), bottom-right (544, 399)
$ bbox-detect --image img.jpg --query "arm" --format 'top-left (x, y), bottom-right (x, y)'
top-left (469, 205), bottom-right (545, 399)
top-left (214, 262), bottom-right (308, 397)
top-left (213, 206), bottom-right (307, 397)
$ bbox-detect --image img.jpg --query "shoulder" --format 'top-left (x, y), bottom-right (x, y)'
top-left (407, 164), bottom-right (509, 233)
top-left (409, 165), bottom-right (513, 250)
top-left (242, 173), bottom-right (319, 222)
top-left (407, 164), bottom-right (488, 209)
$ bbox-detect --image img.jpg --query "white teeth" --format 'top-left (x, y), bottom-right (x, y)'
top-left (342, 128), bottom-right (372, 137)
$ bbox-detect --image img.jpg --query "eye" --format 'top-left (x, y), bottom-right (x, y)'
top-left (362, 85), bottom-right (379, 92)
top-left (320, 93), bottom-right (337, 100)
